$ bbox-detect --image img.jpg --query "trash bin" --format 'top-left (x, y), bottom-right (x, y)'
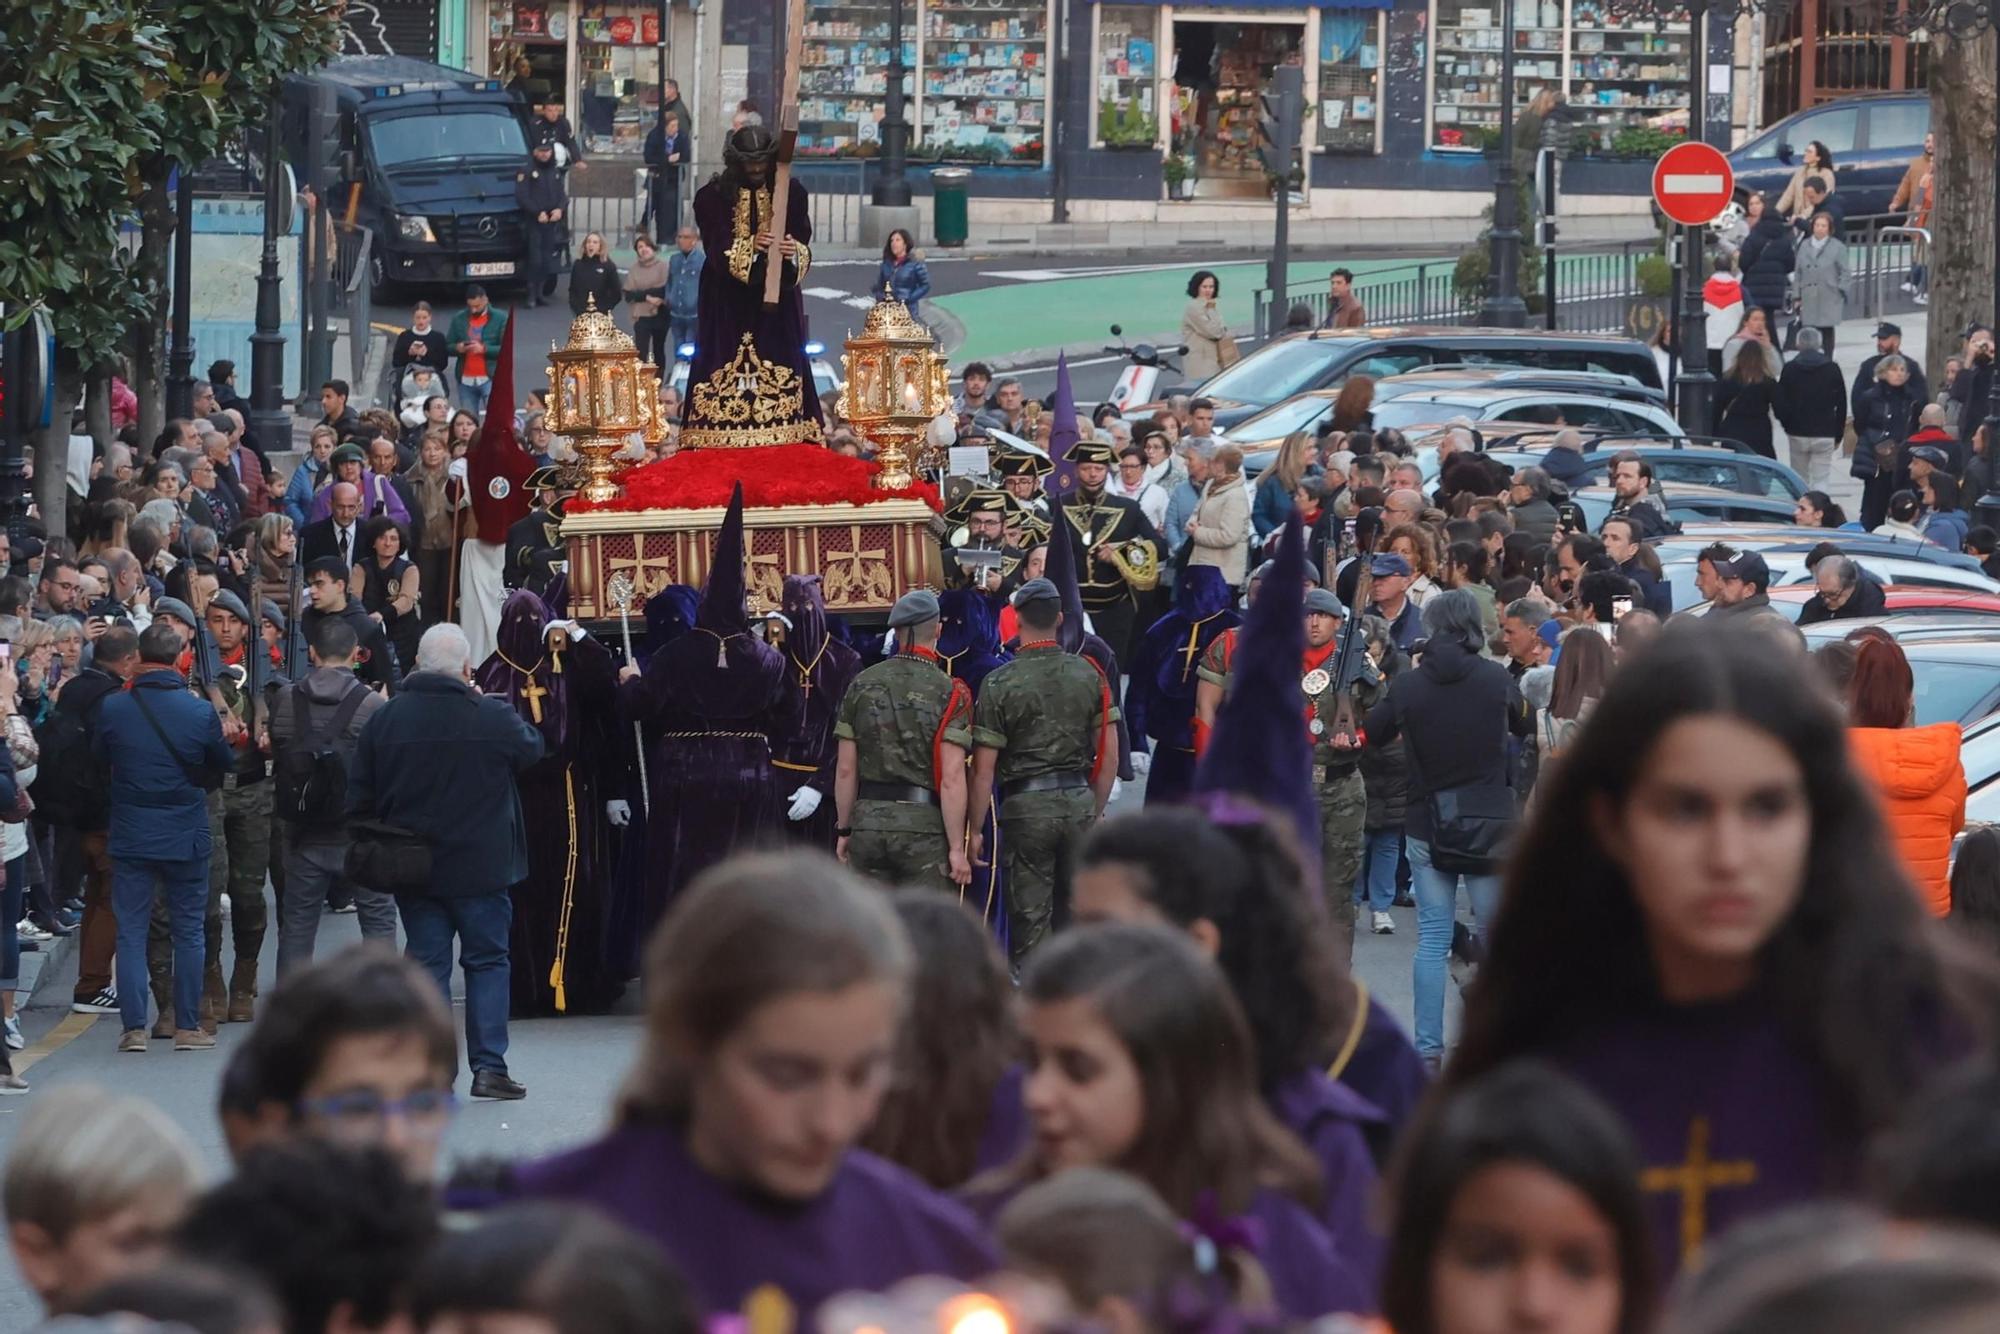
top-left (931, 168), bottom-right (971, 248)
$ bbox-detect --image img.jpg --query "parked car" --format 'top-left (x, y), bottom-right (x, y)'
top-left (1484, 442), bottom-right (1807, 500)
top-left (1798, 622), bottom-right (2000, 726)
top-left (1168, 327), bottom-right (1665, 431)
top-left (1363, 387), bottom-right (1685, 438)
top-left (1681, 586), bottom-right (2000, 624)
top-left (1370, 365), bottom-right (1667, 405)
top-left (1728, 92), bottom-right (1929, 219)
top-left (1960, 709), bottom-right (2000, 826)
top-left (1566, 483), bottom-right (1798, 532)
top-left (1656, 539), bottom-right (1999, 611)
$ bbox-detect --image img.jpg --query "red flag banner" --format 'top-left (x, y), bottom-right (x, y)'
top-left (467, 308), bottom-right (534, 544)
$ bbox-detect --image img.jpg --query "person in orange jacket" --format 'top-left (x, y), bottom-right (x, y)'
top-left (1844, 634), bottom-right (1966, 915)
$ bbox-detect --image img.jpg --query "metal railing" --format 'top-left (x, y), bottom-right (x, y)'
top-left (566, 161), bottom-right (869, 248)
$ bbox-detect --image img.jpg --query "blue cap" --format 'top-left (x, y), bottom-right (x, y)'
top-left (1369, 553), bottom-right (1414, 578)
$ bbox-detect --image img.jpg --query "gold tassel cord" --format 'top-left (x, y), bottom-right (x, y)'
top-left (548, 763), bottom-right (580, 1014)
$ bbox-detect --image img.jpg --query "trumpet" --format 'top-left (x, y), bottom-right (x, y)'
top-left (1105, 539), bottom-right (1160, 592)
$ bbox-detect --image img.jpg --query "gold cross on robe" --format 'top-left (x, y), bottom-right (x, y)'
top-left (1640, 1115), bottom-right (1757, 1265)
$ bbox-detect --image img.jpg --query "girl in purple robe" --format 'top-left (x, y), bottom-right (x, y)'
top-left (1445, 623), bottom-right (2000, 1284)
top-left (1073, 806), bottom-right (1397, 1303)
top-left (501, 850), bottom-right (997, 1319)
top-left (861, 892), bottom-right (1025, 1188)
top-left (980, 922), bottom-right (1370, 1320)
top-left (1378, 1062), bottom-right (1654, 1334)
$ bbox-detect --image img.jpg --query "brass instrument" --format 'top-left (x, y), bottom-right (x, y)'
top-left (1105, 539), bottom-right (1161, 592)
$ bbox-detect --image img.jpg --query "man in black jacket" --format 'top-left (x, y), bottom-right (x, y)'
top-left (317, 381), bottom-right (365, 444)
top-left (1796, 551), bottom-right (1887, 625)
top-left (347, 622), bottom-right (543, 1100)
top-left (1775, 326), bottom-right (1847, 492)
top-left (514, 141), bottom-right (566, 309)
top-left (1854, 322), bottom-right (1927, 421)
top-left (299, 556), bottom-right (399, 691)
top-left (1600, 515), bottom-right (1672, 617)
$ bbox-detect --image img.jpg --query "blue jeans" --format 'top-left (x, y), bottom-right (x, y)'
top-left (113, 856), bottom-right (207, 1032)
top-left (399, 892), bottom-right (511, 1077)
top-left (1351, 828), bottom-right (1402, 915)
top-left (0, 855), bottom-right (23, 992)
top-left (1408, 836), bottom-right (1500, 1059)
top-left (458, 375), bottom-right (494, 419)
top-left (668, 317), bottom-right (698, 357)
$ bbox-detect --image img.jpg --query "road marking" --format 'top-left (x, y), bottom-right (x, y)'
top-left (802, 287), bottom-right (881, 311)
top-left (1661, 173), bottom-right (1725, 193)
top-left (15, 1012), bottom-right (100, 1075)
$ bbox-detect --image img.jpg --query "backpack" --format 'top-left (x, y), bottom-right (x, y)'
top-left (30, 691), bottom-right (109, 829)
top-left (274, 681), bottom-right (368, 824)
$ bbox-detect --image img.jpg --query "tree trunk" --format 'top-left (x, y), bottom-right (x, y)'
top-left (130, 168), bottom-right (176, 448)
top-left (1926, 30), bottom-right (1996, 390)
top-left (30, 365), bottom-right (82, 543)
top-left (84, 373), bottom-right (112, 451)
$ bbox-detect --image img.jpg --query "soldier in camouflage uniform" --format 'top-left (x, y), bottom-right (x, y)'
top-left (201, 591), bottom-right (271, 1027)
top-left (968, 578), bottom-right (1116, 963)
top-left (834, 591), bottom-right (975, 892)
top-left (1301, 586), bottom-right (1380, 962)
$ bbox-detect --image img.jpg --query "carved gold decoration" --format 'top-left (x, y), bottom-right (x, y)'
top-left (824, 525), bottom-right (894, 605)
top-left (691, 334), bottom-right (806, 428)
top-left (839, 292), bottom-right (952, 491)
top-left (604, 547), bottom-right (678, 600)
top-left (544, 295), bottom-right (648, 503)
top-left (726, 186), bottom-right (771, 284)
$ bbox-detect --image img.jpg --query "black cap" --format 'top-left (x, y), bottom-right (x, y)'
top-left (1716, 551), bottom-right (1771, 588)
top-left (1910, 445), bottom-right (1951, 469)
top-left (1875, 322), bottom-right (1902, 340)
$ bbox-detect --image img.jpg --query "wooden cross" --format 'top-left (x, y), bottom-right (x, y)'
top-left (763, 0), bottom-right (806, 311)
top-left (518, 675), bottom-right (549, 725)
top-left (1639, 1115), bottom-right (1758, 1266)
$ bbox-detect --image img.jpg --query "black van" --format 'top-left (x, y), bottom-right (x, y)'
top-left (282, 56), bottom-right (535, 295)
top-left (1177, 326), bottom-right (1665, 432)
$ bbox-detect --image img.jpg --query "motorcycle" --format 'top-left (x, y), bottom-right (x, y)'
top-left (1103, 324), bottom-right (1187, 416)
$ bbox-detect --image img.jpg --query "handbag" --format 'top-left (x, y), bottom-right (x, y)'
top-left (344, 819), bottom-right (433, 893)
top-left (1216, 333), bottom-right (1241, 369)
top-left (130, 688), bottom-right (225, 792)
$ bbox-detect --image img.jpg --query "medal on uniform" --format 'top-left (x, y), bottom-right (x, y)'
top-left (1301, 667), bottom-right (1331, 697)
top-left (1309, 718), bottom-right (1326, 736)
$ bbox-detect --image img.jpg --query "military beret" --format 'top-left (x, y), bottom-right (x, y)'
top-left (207, 589), bottom-right (251, 625)
top-left (260, 598), bottom-right (286, 632)
top-left (887, 590), bottom-right (942, 628)
top-left (1249, 559), bottom-right (1319, 588)
top-left (1012, 577), bottom-right (1061, 607)
top-left (152, 597), bottom-right (198, 630)
top-left (1303, 588), bottom-right (1346, 618)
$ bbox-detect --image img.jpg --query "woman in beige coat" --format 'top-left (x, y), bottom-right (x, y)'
top-left (1775, 140), bottom-right (1836, 225)
top-left (1180, 270), bottom-right (1232, 385)
top-left (1185, 444), bottom-right (1251, 589)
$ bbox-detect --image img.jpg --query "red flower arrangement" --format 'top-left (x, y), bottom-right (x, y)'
top-left (569, 444), bottom-right (941, 515)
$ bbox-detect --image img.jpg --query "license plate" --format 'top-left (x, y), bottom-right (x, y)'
top-left (466, 261), bottom-right (514, 277)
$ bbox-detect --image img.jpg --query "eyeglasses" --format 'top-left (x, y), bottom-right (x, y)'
top-left (298, 1088), bottom-right (459, 1135)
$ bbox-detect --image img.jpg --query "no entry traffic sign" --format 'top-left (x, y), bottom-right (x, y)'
top-left (1652, 141), bottom-right (1734, 227)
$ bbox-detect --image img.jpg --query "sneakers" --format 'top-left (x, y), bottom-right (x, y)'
top-left (1901, 279), bottom-right (1916, 293)
top-left (173, 1029), bottom-right (217, 1052)
top-left (469, 1070), bottom-right (527, 1101)
top-left (118, 1028), bottom-right (148, 1054)
top-left (4, 1015), bottom-right (22, 1052)
top-left (72, 988), bottom-right (119, 1015)
top-left (0, 1073), bottom-right (27, 1095)
top-left (16, 920), bottom-right (49, 943)
top-left (1371, 911), bottom-right (1396, 935)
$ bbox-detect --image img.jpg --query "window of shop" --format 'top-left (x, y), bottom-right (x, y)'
top-left (1427, 0), bottom-right (1693, 155)
top-left (1096, 5), bottom-right (1162, 147)
top-left (491, 1), bottom-right (571, 113)
top-left (1170, 21), bottom-right (1304, 198)
top-left (800, 0), bottom-right (914, 155)
top-left (922, 0), bottom-right (1049, 163)
top-left (576, 6), bottom-right (663, 156)
top-left (1316, 10), bottom-right (1385, 153)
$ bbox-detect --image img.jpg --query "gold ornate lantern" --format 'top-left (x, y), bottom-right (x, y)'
top-left (838, 294), bottom-right (952, 490)
top-left (637, 360), bottom-right (670, 448)
top-left (544, 296), bottom-right (647, 504)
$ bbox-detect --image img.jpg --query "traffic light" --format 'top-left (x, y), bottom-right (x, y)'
top-left (1256, 65), bottom-right (1304, 179)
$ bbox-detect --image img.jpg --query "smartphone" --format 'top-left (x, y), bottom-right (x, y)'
top-left (1, 641), bottom-right (14, 670)
top-left (1611, 595), bottom-right (1634, 621)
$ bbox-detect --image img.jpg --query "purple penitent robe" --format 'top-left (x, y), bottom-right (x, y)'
top-left (1267, 1069), bottom-right (1389, 1311)
top-left (772, 575), bottom-right (862, 851)
top-left (507, 1121), bottom-right (998, 1318)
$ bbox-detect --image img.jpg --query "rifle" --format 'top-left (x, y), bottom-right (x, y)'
top-left (281, 557), bottom-right (309, 683)
top-left (1326, 506), bottom-right (1383, 746)
top-left (761, 0), bottom-right (805, 310)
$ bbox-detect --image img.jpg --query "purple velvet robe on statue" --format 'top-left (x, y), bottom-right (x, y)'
top-left (773, 576), bottom-right (861, 851)
top-left (1122, 567), bottom-right (1239, 806)
top-left (508, 1122), bottom-right (998, 1317)
top-left (474, 589), bottom-right (630, 1016)
top-left (680, 175), bottom-right (823, 446)
top-left (618, 603), bottom-right (796, 934)
top-left (1553, 991), bottom-right (1859, 1283)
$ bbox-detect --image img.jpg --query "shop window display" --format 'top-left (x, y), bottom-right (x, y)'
top-left (800, 0), bottom-right (914, 157)
top-left (1317, 11), bottom-right (1383, 153)
top-left (577, 6), bottom-right (663, 156)
top-left (922, 0), bottom-right (1048, 163)
top-left (1097, 6), bottom-right (1160, 146)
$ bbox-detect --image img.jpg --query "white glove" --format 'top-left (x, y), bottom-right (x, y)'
top-left (1110, 778), bottom-right (1125, 803)
top-left (928, 413), bottom-right (957, 451)
top-left (787, 786), bottom-right (823, 822)
top-left (544, 618), bottom-right (586, 642)
top-left (1129, 752), bottom-right (1152, 776)
top-left (605, 799), bottom-right (632, 827)
top-left (448, 457), bottom-right (469, 481)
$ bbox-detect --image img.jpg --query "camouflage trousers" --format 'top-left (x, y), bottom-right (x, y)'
top-left (848, 829), bottom-right (957, 893)
top-left (149, 783), bottom-right (272, 1020)
top-left (1317, 767), bottom-right (1365, 963)
top-left (999, 788), bottom-right (1096, 967)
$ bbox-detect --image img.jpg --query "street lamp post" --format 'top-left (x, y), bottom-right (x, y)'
top-left (1479, 0), bottom-right (1529, 327)
top-left (166, 168), bottom-right (197, 421)
top-left (249, 98), bottom-right (290, 451)
top-left (874, 0), bottom-right (913, 208)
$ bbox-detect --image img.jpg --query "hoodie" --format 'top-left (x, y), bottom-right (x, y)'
top-left (1702, 271), bottom-right (1744, 350)
top-left (1847, 722), bottom-right (1965, 916)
